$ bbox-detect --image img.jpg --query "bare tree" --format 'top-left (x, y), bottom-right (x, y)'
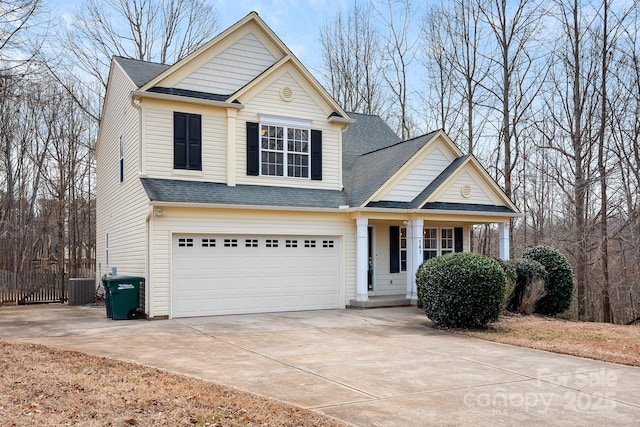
top-left (609, 3), bottom-right (640, 323)
top-left (542, 0), bottom-right (600, 318)
top-left (375, 0), bottom-right (418, 140)
top-left (40, 82), bottom-right (94, 277)
top-left (478, 0), bottom-right (547, 256)
top-left (0, 0), bottom-right (47, 71)
top-left (65, 0), bottom-right (219, 88)
top-left (52, 0), bottom-right (219, 122)
top-left (319, 2), bottom-right (387, 115)
top-left (595, 0), bottom-right (613, 322)
top-left (420, 5), bottom-right (463, 139)
top-left (0, 73), bottom-right (55, 300)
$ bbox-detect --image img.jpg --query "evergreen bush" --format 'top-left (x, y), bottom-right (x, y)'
top-left (523, 245), bottom-right (574, 315)
top-left (416, 252), bottom-right (506, 328)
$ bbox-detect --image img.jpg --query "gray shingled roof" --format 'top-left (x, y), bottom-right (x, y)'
top-left (147, 87), bottom-right (235, 102)
top-left (141, 178), bottom-right (347, 208)
top-left (343, 112), bottom-right (401, 156)
top-left (114, 56), bottom-right (170, 88)
top-left (344, 131), bottom-right (439, 207)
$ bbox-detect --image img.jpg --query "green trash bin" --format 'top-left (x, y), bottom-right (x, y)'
top-left (104, 276), bottom-right (144, 320)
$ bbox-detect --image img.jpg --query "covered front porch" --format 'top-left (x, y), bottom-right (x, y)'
top-left (349, 215), bottom-right (511, 307)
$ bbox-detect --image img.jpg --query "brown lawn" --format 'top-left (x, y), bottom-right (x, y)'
top-left (460, 313), bottom-right (640, 367)
top-left (0, 339), bottom-right (346, 427)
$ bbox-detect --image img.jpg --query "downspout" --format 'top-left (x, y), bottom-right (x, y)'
top-left (132, 95), bottom-right (150, 317)
top-left (144, 206), bottom-right (153, 317)
top-left (130, 96), bottom-right (143, 175)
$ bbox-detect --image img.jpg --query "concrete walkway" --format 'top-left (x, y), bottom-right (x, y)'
top-left (1, 304), bottom-right (639, 426)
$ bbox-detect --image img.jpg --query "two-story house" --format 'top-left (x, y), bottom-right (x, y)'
top-left (96, 11), bottom-right (520, 319)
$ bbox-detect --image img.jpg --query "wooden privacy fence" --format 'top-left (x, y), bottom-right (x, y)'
top-left (0, 270), bottom-right (68, 304)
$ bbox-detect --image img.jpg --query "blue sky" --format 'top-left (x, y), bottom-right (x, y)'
top-left (53, 0), bottom-right (359, 75)
top-left (216, 1), bottom-right (340, 74)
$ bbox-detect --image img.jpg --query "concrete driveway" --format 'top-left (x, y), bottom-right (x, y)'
top-left (1, 304), bottom-right (639, 426)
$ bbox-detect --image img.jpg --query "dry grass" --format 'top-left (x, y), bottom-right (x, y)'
top-left (0, 339), bottom-right (346, 427)
top-left (461, 314), bottom-right (640, 367)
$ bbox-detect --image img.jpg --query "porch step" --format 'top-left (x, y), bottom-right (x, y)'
top-left (348, 295), bottom-right (416, 309)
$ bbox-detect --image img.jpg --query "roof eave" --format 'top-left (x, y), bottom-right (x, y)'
top-left (356, 206), bottom-right (520, 215)
top-left (131, 90), bottom-right (244, 109)
top-left (328, 116), bottom-right (356, 124)
top-left (149, 200), bottom-right (351, 213)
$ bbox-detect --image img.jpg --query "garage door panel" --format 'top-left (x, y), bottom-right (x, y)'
top-left (172, 234), bottom-right (341, 317)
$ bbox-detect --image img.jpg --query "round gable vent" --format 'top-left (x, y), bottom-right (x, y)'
top-left (461, 184), bottom-right (473, 198)
top-left (280, 86), bottom-right (293, 102)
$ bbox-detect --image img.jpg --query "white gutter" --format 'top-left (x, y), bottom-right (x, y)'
top-left (149, 200), bottom-right (352, 213)
top-left (147, 200), bottom-right (521, 217)
top-left (353, 207), bottom-right (523, 218)
top-left (328, 116), bottom-right (356, 124)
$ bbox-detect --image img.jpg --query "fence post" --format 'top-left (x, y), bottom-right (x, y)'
top-left (61, 269), bottom-right (66, 303)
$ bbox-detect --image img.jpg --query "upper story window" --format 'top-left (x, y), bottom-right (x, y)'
top-left (173, 112), bottom-right (202, 170)
top-left (260, 124), bottom-right (309, 178)
top-left (246, 115), bottom-right (322, 180)
top-left (118, 135), bottom-right (124, 183)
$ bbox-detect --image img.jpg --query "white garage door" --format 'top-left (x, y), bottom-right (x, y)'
top-left (171, 235), bottom-right (341, 318)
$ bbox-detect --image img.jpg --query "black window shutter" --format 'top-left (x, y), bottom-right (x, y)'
top-left (454, 227), bottom-right (464, 252)
top-left (246, 122), bottom-right (259, 176)
top-left (173, 112), bottom-right (187, 169)
top-left (188, 114), bottom-right (202, 170)
top-left (390, 226), bottom-right (400, 273)
top-left (311, 129), bottom-right (322, 180)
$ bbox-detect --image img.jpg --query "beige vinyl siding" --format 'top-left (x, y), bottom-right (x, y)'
top-left (147, 208), bottom-right (355, 318)
top-left (141, 99), bottom-right (227, 182)
top-left (371, 222), bottom-right (406, 296)
top-left (96, 63), bottom-right (149, 279)
top-left (175, 32), bottom-right (277, 94)
top-left (437, 170), bottom-right (502, 205)
top-left (236, 69), bottom-right (342, 190)
top-left (381, 146), bottom-right (454, 202)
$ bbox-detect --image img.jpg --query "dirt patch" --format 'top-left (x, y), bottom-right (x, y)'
top-left (0, 339), bottom-right (346, 426)
top-left (460, 314), bottom-right (640, 367)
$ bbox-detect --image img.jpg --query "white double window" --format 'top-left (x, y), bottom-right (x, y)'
top-left (259, 115), bottom-right (311, 178)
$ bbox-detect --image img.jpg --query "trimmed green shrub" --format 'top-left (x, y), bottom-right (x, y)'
top-left (416, 252), bottom-right (506, 328)
top-left (505, 259), bottom-right (548, 314)
top-left (523, 245), bottom-right (574, 315)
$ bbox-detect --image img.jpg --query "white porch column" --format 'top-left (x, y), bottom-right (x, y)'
top-left (499, 221), bottom-right (510, 260)
top-left (406, 219), bottom-right (423, 300)
top-left (226, 108), bottom-right (237, 187)
top-left (356, 218), bottom-right (369, 301)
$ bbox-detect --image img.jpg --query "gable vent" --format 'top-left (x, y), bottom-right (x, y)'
top-left (461, 184), bottom-right (472, 198)
top-left (280, 86), bottom-right (293, 102)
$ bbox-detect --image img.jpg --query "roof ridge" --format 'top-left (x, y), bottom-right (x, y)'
top-left (114, 55), bottom-right (169, 67)
top-left (359, 130), bottom-right (438, 156)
